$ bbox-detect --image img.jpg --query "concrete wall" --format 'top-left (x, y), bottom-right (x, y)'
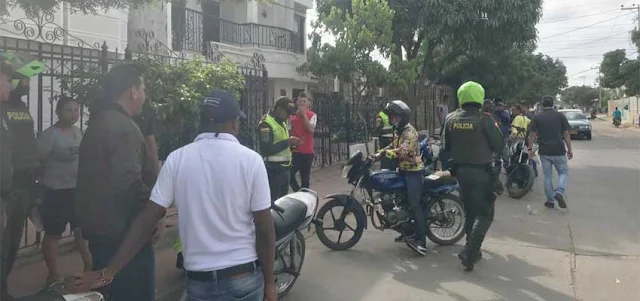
top-left (0, 5), bottom-right (128, 50)
top-left (609, 97), bottom-right (639, 125)
top-left (128, 4), bottom-right (171, 53)
top-left (268, 78), bottom-right (308, 102)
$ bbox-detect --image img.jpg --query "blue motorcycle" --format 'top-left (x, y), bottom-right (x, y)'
top-left (314, 151), bottom-right (466, 251)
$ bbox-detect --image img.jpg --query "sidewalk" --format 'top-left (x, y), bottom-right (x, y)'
top-left (596, 114), bottom-right (640, 130)
top-left (7, 165), bottom-right (349, 299)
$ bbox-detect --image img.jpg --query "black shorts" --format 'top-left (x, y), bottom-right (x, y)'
top-left (40, 188), bottom-right (78, 236)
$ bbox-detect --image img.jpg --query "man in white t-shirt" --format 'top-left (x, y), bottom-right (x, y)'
top-left (70, 90), bottom-right (277, 301)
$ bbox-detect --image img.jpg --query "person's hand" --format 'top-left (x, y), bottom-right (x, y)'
top-left (67, 269), bottom-right (113, 293)
top-left (264, 281), bottom-right (278, 301)
top-left (289, 136), bottom-right (301, 146)
top-left (153, 218), bottom-right (166, 243)
top-left (567, 150), bottom-right (573, 160)
top-left (528, 149), bottom-right (536, 158)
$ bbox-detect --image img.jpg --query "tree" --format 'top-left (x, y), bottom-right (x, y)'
top-left (298, 0), bottom-right (393, 104)
top-left (600, 49), bottom-right (627, 89)
top-left (560, 86), bottom-right (599, 108)
top-left (443, 48), bottom-right (567, 104)
top-left (314, 0), bottom-right (544, 107)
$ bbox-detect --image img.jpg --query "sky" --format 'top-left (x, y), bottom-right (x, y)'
top-left (306, 0), bottom-right (639, 88)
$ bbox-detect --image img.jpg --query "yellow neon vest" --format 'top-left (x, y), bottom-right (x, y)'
top-left (378, 111), bottom-right (393, 137)
top-left (263, 114), bottom-right (291, 166)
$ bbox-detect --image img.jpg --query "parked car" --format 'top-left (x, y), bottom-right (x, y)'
top-left (559, 109), bottom-right (592, 140)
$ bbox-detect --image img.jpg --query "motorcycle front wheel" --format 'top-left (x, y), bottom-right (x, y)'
top-left (276, 231), bottom-right (306, 298)
top-left (506, 164), bottom-right (535, 199)
top-left (425, 193), bottom-right (466, 246)
top-left (315, 199), bottom-right (366, 251)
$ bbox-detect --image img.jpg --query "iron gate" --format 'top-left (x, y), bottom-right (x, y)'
top-left (1, 13), bottom-right (270, 254)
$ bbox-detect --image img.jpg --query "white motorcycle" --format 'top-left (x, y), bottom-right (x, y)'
top-left (180, 189), bottom-right (319, 300)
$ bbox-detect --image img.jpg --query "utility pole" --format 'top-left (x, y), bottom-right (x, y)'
top-left (622, 4), bottom-right (640, 119)
top-left (621, 4), bottom-right (640, 29)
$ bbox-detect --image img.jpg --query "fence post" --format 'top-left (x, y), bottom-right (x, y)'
top-left (345, 102), bottom-right (351, 160)
top-left (100, 41), bottom-right (109, 73)
top-left (124, 45), bottom-right (132, 60)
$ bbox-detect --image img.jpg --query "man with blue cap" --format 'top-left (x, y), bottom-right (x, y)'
top-left (70, 89), bottom-right (278, 301)
top-left (442, 81), bottom-right (504, 271)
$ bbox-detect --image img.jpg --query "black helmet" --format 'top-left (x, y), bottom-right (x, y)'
top-left (384, 100), bottom-right (411, 127)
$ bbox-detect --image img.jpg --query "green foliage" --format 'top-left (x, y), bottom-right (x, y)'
top-left (600, 50), bottom-right (627, 89)
top-left (560, 86), bottom-right (600, 107)
top-left (59, 56), bottom-right (245, 159)
top-left (600, 49), bottom-right (640, 97)
top-left (298, 0), bottom-right (393, 103)
top-left (313, 0), bottom-right (549, 107)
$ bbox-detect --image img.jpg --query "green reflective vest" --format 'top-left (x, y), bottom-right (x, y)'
top-left (263, 114), bottom-right (291, 166)
top-left (378, 111), bottom-right (393, 137)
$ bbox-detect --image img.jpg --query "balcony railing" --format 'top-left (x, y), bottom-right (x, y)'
top-left (172, 8), bottom-right (305, 54)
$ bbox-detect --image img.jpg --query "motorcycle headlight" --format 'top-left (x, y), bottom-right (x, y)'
top-left (341, 165), bottom-right (353, 179)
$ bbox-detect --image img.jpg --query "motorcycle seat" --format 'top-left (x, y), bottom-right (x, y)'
top-left (271, 196), bottom-right (309, 241)
top-left (423, 174), bottom-right (458, 192)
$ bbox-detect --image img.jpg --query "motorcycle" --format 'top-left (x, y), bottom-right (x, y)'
top-left (177, 189), bottom-right (318, 301)
top-left (314, 150), bottom-right (466, 252)
top-left (270, 189), bottom-right (318, 297)
top-left (613, 117), bottom-right (621, 127)
top-left (502, 127), bottom-right (535, 199)
top-left (13, 282), bottom-right (104, 301)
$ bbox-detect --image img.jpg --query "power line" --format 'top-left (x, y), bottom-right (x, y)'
top-left (568, 67), bottom-right (599, 77)
top-left (544, 0), bottom-right (626, 12)
top-left (540, 13), bottom-right (635, 39)
top-left (555, 50), bottom-right (638, 59)
top-left (546, 31), bottom-right (631, 53)
top-left (540, 9), bottom-right (620, 24)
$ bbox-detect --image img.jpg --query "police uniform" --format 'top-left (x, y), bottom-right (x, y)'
top-left (376, 111), bottom-right (396, 170)
top-left (1, 92), bottom-right (40, 293)
top-left (443, 81), bottom-right (504, 270)
top-left (258, 113), bottom-right (292, 202)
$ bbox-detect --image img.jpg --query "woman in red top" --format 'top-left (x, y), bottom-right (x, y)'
top-left (289, 91), bottom-right (317, 191)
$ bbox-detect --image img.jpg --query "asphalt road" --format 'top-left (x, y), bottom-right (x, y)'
top-left (284, 119), bottom-right (640, 301)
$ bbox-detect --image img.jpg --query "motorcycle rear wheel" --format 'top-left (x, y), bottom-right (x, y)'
top-left (425, 193), bottom-right (466, 246)
top-left (315, 199), bottom-right (366, 251)
top-left (276, 231), bottom-right (306, 298)
top-left (506, 164), bottom-right (535, 199)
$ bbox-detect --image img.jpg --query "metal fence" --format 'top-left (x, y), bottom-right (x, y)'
top-left (308, 79), bottom-right (455, 168)
top-left (172, 7), bottom-right (304, 54)
top-left (1, 13), bottom-right (270, 254)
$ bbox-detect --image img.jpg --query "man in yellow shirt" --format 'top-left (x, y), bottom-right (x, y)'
top-left (510, 104), bottom-right (538, 176)
top-left (510, 104), bottom-right (530, 139)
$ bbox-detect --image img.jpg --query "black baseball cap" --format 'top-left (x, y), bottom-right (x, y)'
top-left (201, 89), bottom-right (246, 123)
top-left (275, 96), bottom-right (297, 115)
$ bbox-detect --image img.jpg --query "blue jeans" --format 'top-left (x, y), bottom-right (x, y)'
top-left (187, 267), bottom-right (264, 301)
top-left (540, 155), bottom-right (569, 202)
top-left (89, 237), bottom-right (155, 301)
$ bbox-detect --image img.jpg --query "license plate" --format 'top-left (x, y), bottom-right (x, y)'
top-left (570, 130), bottom-right (577, 135)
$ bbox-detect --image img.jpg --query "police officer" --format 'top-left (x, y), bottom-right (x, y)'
top-left (443, 81), bottom-right (504, 271)
top-left (0, 51), bottom-right (45, 299)
top-left (258, 96), bottom-right (300, 201)
top-left (375, 106), bottom-right (395, 170)
top-left (376, 100), bottom-right (427, 256)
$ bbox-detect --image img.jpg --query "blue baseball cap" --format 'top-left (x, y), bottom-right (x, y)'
top-left (201, 89), bottom-right (246, 123)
